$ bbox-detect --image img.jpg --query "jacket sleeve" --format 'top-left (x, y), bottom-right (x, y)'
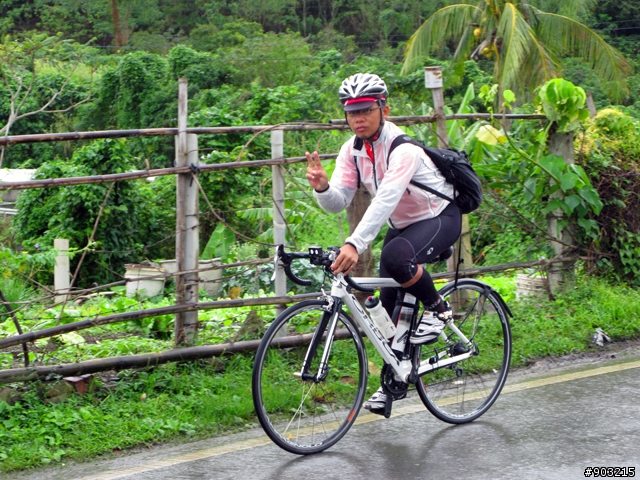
top-left (313, 141), bottom-right (359, 212)
top-left (345, 143), bottom-right (421, 253)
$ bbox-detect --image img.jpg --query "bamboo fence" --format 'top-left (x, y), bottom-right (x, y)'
top-left (0, 97), bottom-right (550, 384)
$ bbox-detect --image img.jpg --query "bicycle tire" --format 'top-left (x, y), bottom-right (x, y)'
top-left (415, 279), bottom-right (512, 424)
top-left (252, 299), bottom-right (368, 454)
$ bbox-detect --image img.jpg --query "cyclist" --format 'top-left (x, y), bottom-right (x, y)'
top-left (305, 73), bottom-right (462, 414)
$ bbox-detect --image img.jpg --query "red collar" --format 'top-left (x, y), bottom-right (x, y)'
top-left (364, 141), bottom-right (374, 162)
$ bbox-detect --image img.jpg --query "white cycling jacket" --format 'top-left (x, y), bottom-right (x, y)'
top-left (314, 121), bottom-right (454, 254)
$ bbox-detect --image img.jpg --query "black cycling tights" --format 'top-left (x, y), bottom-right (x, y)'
top-left (379, 202), bottom-right (462, 318)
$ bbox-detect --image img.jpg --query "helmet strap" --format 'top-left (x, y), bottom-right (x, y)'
top-left (371, 99), bottom-right (385, 142)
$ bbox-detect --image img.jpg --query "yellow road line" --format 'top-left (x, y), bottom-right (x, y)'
top-left (84, 437), bottom-right (274, 480)
top-left (502, 358), bottom-right (640, 394)
top-left (84, 358), bottom-right (640, 480)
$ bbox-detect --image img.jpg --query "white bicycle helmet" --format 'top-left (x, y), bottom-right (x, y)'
top-left (339, 73), bottom-right (388, 106)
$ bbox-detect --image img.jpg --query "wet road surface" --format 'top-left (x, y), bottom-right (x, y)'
top-left (9, 352), bottom-right (640, 480)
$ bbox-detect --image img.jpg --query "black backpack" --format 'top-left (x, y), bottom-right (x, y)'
top-left (388, 135), bottom-right (483, 214)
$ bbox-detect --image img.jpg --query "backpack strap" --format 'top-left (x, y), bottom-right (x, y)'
top-left (352, 137), bottom-right (364, 189)
top-left (388, 135), bottom-right (454, 204)
top-left (408, 179), bottom-right (454, 203)
top-left (353, 155), bottom-right (361, 189)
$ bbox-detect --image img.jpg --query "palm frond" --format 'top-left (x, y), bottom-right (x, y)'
top-left (521, 0), bottom-right (597, 19)
top-left (401, 4), bottom-right (481, 75)
top-left (451, 19), bottom-right (477, 67)
top-left (496, 3), bottom-right (535, 92)
top-left (518, 37), bottom-right (561, 95)
top-left (517, 10), bottom-right (561, 94)
top-left (535, 12), bottom-right (632, 101)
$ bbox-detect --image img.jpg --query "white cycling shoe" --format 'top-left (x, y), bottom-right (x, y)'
top-left (363, 386), bottom-right (407, 413)
top-left (409, 301), bottom-right (452, 344)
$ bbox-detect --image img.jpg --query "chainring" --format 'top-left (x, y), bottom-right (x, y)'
top-left (380, 364), bottom-right (409, 400)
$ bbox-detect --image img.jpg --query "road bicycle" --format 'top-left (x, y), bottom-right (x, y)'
top-left (252, 244), bottom-right (512, 455)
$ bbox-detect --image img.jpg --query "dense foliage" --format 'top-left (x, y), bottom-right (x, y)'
top-left (13, 139), bottom-right (175, 285)
top-left (1, 2), bottom-right (640, 473)
top-left (580, 109), bottom-right (640, 282)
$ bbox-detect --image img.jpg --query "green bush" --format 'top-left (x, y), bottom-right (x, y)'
top-left (13, 139), bottom-right (173, 286)
top-left (581, 109), bottom-right (640, 284)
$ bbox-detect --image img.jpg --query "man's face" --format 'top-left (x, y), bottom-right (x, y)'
top-left (346, 104), bottom-right (389, 139)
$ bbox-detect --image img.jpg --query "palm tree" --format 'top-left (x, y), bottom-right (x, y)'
top-left (401, 0), bottom-right (632, 102)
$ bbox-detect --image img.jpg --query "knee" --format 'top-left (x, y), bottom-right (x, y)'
top-left (380, 251), bottom-right (395, 276)
top-left (381, 246), bottom-right (415, 283)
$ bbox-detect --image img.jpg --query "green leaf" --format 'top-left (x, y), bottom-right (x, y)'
top-left (536, 78), bottom-right (592, 132)
top-left (559, 172), bottom-right (577, 192)
top-left (577, 218), bottom-right (599, 237)
top-left (401, 4), bottom-right (481, 75)
top-left (542, 198), bottom-right (563, 214)
top-left (569, 164), bottom-right (590, 184)
top-left (503, 90), bottom-right (516, 104)
top-left (539, 154), bottom-right (565, 179)
top-left (536, 12), bottom-right (632, 102)
top-left (57, 332), bottom-right (86, 345)
top-left (523, 178), bottom-right (537, 200)
top-left (579, 186), bottom-right (603, 214)
top-left (564, 194), bottom-right (582, 212)
top-left (201, 224), bottom-right (235, 260)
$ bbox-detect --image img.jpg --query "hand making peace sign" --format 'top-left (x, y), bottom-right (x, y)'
top-left (305, 150), bottom-right (329, 192)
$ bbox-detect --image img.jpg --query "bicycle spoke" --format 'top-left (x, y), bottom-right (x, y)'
top-left (416, 280), bottom-right (511, 424)
top-left (252, 300), bottom-right (367, 454)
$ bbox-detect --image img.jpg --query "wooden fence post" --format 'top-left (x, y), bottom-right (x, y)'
top-left (425, 66), bottom-right (473, 276)
top-left (184, 133), bottom-right (200, 340)
top-left (271, 130), bottom-right (287, 316)
top-left (54, 238), bottom-right (70, 304)
top-left (174, 78), bottom-right (200, 346)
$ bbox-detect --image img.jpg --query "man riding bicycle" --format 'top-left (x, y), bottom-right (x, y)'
top-left (305, 73), bottom-right (462, 414)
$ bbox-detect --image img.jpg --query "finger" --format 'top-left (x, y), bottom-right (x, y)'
top-left (310, 151), bottom-right (320, 167)
top-left (331, 259), bottom-right (345, 273)
top-left (333, 260), bottom-right (355, 274)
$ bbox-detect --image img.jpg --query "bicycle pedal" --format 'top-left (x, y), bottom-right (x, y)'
top-left (383, 396), bottom-right (393, 418)
top-left (367, 407), bottom-right (387, 417)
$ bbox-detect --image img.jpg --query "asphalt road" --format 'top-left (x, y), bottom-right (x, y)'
top-left (9, 346), bottom-right (640, 480)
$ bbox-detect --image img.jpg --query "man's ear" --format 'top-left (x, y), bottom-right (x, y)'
top-left (382, 104), bottom-right (390, 118)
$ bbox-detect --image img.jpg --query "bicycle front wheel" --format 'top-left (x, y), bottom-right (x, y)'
top-left (252, 299), bottom-right (368, 454)
top-left (416, 279), bottom-right (512, 424)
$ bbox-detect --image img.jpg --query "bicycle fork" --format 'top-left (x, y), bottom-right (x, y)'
top-left (294, 296), bottom-right (342, 383)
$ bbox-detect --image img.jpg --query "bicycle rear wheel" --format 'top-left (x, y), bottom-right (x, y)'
top-left (252, 299), bottom-right (368, 454)
top-left (416, 279), bottom-right (512, 424)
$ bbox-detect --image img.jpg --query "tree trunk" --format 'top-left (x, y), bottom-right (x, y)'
top-left (111, 0), bottom-right (124, 47)
top-left (547, 130), bottom-right (575, 294)
top-left (302, 0), bottom-right (307, 37)
top-left (347, 186), bottom-right (373, 279)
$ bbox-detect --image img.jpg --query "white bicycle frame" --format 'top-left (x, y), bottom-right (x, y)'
top-left (321, 273), bottom-right (477, 384)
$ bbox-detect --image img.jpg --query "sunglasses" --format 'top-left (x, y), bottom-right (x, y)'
top-left (345, 107), bottom-right (379, 118)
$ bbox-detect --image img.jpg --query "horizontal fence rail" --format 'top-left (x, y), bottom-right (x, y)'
top-left (0, 328), bottom-right (357, 385)
top-left (0, 258), bottom-right (551, 352)
top-left (0, 114), bottom-right (546, 146)
top-left (0, 154), bottom-right (336, 191)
